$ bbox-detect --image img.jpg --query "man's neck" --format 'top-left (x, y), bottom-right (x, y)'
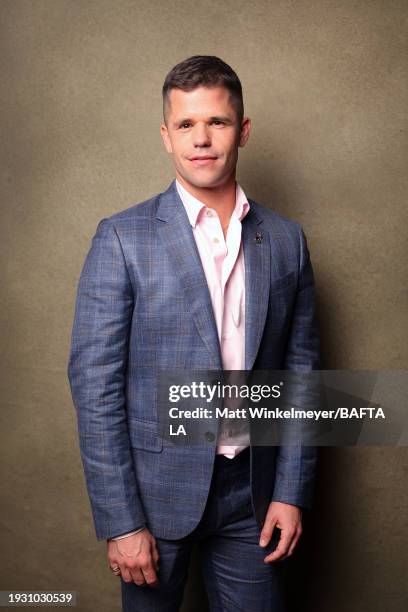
top-left (176, 174), bottom-right (237, 232)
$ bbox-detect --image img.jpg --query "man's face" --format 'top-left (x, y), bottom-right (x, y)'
top-left (160, 86), bottom-right (250, 191)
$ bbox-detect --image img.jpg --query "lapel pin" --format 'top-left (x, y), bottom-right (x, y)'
top-left (255, 232), bottom-right (263, 244)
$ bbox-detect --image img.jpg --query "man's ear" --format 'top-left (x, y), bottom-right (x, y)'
top-left (239, 117), bottom-right (251, 148)
top-left (160, 123), bottom-right (173, 154)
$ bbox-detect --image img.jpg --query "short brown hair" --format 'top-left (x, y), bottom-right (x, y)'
top-left (162, 55), bottom-right (244, 124)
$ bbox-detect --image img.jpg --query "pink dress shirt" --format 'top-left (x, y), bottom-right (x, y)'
top-left (176, 179), bottom-right (251, 459)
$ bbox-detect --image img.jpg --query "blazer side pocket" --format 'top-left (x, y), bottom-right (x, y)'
top-left (128, 417), bottom-right (163, 453)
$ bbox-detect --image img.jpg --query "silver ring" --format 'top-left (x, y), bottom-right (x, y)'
top-left (110, 565), bottom-right (121, 574)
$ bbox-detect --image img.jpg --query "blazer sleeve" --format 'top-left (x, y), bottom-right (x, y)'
top-left (272, 226), bottom-right (320, 509)
top-left (67, 218), bottom-right (146, 540)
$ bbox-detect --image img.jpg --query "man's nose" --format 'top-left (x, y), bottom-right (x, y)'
top-left (192, 123), bottom-right (211, 147)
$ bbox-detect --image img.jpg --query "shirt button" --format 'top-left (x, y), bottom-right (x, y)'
top-left (205, 432), bottom-right (215, 442)
top-left (213, 237), bottom-right (220, 244)
top-left (206, 210), bottom-right (213, 217)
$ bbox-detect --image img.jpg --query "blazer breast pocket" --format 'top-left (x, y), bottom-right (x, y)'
top-left (128, 417), bottom-right (163, 453)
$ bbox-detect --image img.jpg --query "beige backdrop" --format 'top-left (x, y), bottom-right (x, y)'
top-left (1, 1), bottom-right (407, 611)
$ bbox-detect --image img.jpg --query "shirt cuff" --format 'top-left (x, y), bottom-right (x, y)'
top-left (109, 526), bottom-right (146, 541)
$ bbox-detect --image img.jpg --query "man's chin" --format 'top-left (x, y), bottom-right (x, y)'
top-left (177, 172), bottom-right (228, 191)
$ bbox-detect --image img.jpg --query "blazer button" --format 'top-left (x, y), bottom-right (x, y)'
top-left (205, 432), bottom-right (215, 442)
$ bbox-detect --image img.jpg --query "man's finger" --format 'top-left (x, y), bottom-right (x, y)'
top-left (286, 527), bottom-right (302, 557)
top-left (263, 529), bottom-right (294, 563)
top-left (138, 554), bottom-right (159, 586)
top-left (110, 564), bottom-right (121, 576)
top-left (259, 518), bottom-right (277, 547)
top-left (129, 566), bottom-right (146, 586)
top-left (152, 545), bottom-right (160, 570)
top-left (120, 566), bottom-right (134, 583)
top-left (141, 565), bottom-right (159, 587)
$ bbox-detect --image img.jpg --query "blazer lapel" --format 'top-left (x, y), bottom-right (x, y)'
top-left (243, 207), bottom-right (271, 370)
top-left (156, 181), bottom-right (222, 369)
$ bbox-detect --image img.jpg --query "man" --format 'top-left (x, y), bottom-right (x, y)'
top-left (68, 55), bottom-right (319, 611)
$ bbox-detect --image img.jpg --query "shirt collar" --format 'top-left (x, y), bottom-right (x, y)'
top-left (176, 179), bottom-right (250, 228)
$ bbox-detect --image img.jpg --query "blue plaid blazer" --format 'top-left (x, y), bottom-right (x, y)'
top-left (67, 180), bottom-right (320, 540)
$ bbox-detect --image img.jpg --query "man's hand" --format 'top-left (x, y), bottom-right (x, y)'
top-left (107, 529), bottom-right (160, 586)
top-left (259, 501), bottom-right (302, 563)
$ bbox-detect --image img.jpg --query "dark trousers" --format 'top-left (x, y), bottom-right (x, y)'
top-left (121, 447), bottom-right (286, 611)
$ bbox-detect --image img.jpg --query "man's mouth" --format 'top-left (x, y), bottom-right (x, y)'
top-left (189, 156), bottom-right (218, 166)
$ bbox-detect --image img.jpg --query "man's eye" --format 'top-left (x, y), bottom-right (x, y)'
top-left (180, 123), bottom-right (191, 129)
top-left (212, 120), bottom-right (224, 126)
